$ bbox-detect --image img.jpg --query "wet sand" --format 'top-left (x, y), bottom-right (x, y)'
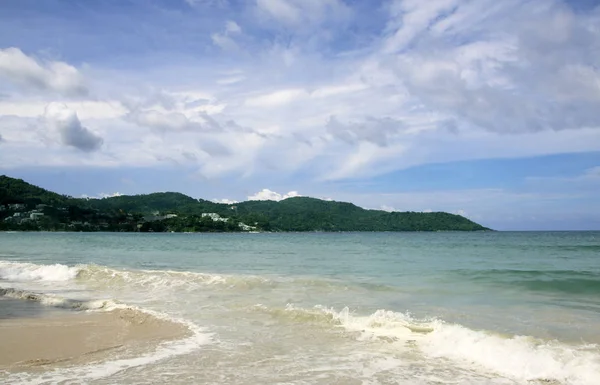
top-left (0, 307), bottom-right (189, 369)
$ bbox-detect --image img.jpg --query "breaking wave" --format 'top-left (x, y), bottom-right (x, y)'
top-left (0, 261), bottom-right (397, 296)
top-left (3, 260), bottom-right (600, 384)
top-left (255, 304), bottom-right (600, 385)
top-left (0, 261), bottom-right (79, 282)
top-left (0, 287), bottom-right (123, 311)
top-left (77, 264), bottom-right (274, 291)
top-left (0, 260), bottom-right (274, 291)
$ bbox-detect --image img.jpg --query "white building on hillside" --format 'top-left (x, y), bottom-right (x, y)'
top-left (201, 213), bottom-right (228, 222)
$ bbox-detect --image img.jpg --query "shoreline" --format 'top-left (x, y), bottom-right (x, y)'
top-left (0, 306), bottom-right (189, 370)
top-left (0, 229), bottom-right (495, 234)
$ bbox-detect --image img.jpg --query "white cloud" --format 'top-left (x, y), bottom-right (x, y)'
top-left (380, 206), bottom-right (433, 213)
top-left (453, 209), bottom-right (468, 217)
top-left (256, 0), bottom-right (301, 25)
top-left (256, 0), bottom-right (351, 27)
top-left (212, 20), bottom-right (243, 51)
top-left (196, 131), bottom-right (267, 178)
top-left (44, 103), bottom-right (103, 152)
top-left (211, 33), bottom-right (239, 51)
top-left (2, 0), bottom-right (600, 188)
top-left (584, 166), bottom-right (600, 178)
top-left (212, 198), bottom-right (239, 204)
top-left (128, 109), bottom-right (204, 132)
top-left (0, 47), bottom-right (87, 96)
top-left (225, 20), bottom-right (242, 34)
top-left (185, 0), bottom-right (228, 7)
top-left (216, 75), bottom-right (246, 85)
top-left (125, 90), bottom-right (228, 132)
top-left (244, 89), bottom-right (308, 108)
top-left (323, 141), bottom-right (407, 181)
top-left (99, 192), bottom-right (123, 198)
top-left (81, 192), bottom-right (123, 199)
top-left (524, 165), bottom-right (600, 194)
top-left (310, 83), bottom-right (368, 98)
top-left (326, 116), bottom-right (407, 146)
top-left (385, 0), bottom-right (600, 133)
top-left (247, 188), bottom-right (301, 201)
top-left (0, 100), bottom-right (126, 119)
top-left (383, 0), bottom-right (460, 54)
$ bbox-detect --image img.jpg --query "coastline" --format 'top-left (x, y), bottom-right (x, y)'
top-left (0, 304), bottom-right (189, 370)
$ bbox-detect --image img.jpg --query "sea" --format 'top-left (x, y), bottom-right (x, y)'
top-left (0, 231), bottom-right (599, 385)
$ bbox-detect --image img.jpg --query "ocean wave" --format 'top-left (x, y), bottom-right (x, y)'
top-left (454, 268), bottom-right (600, 280)
top-left (77, 264), bottom-right (275, 291)
top-left (0, 286), bottom-right (207, 341)
top-left (0, 261), bottom-right (400, 297)
top-left (252, 304), bottom-right (433, 334)
top-left (452, 269), bottom-right (600, 295)
top-left (0, 261), bottom-right (79, 282)
top-left (0, 287), bottom-right (122, 311)
top-left (256, 304), bottom-right (600, 385)
top-left (1, 260), bottom-right (389, 294)
top-left (0, 260), bottom-right (274, 291)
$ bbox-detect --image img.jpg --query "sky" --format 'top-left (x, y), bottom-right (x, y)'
top-left (0, 0), bottom-right (599, 231)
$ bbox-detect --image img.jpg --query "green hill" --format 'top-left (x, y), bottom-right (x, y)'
top-left (0, 175), bottom-right (74, 206)
top-left (85, 192), bottom-right (207, 213)
top-left (0, 175), bottom-right (491, 232)
top-left (234, 197), bottom-right (487, 231)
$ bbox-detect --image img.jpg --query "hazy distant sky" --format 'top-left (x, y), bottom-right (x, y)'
top-left (0, 0), bottom-right (599, 230)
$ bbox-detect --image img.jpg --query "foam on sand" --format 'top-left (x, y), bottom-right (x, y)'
top-left (0, 287), bottom-right (211, 383)
top-left (0, 308), bottom-right (188, 368)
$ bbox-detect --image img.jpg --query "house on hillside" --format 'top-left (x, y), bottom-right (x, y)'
top-left (201, 213), bottom-right (228, 222)
top-left (238, 222), bottom-right (256, 231)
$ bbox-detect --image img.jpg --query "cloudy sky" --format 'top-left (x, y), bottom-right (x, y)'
top-left (0, 0), bottom-right (599, 230)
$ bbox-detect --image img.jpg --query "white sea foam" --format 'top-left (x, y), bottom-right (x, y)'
top-left (78, 264), bottom-right (234, 289)
top-left (0, 286), bottom-right (212, 384)
top-left (0, 261), bottom-right (365, 294)
top-left (0, 261), bottom-right (79, 282)
top-left (0, 287), bottom-right (121, 310)
top-left (0, 260), bottom-right (274, 291)
top-left (281, 305), bottom-right (600, 385)
top-left (6, 315), bottom-right (211, 385)
top-left (421, 321), bottom-right (600, 385)
top-left (31, 322), bottom-right (211, 384)
top-left (4, 260), bottom-right (600, 384)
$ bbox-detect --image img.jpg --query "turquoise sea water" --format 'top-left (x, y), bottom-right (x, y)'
top-left (1, 231), bottom-right (599, 384)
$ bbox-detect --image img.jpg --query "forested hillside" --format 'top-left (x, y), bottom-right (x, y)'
top-left (0, 175), bottom-right (491, 232)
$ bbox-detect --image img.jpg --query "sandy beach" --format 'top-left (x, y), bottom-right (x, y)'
top-left (0, 306), bottom-right (189, 369)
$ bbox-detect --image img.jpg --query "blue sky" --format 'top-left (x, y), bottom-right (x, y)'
top-left (0, 0), bottom-right (599, 230)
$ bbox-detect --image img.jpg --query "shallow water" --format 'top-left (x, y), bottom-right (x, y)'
top-left (1, 231), bottom-right (599, 384)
